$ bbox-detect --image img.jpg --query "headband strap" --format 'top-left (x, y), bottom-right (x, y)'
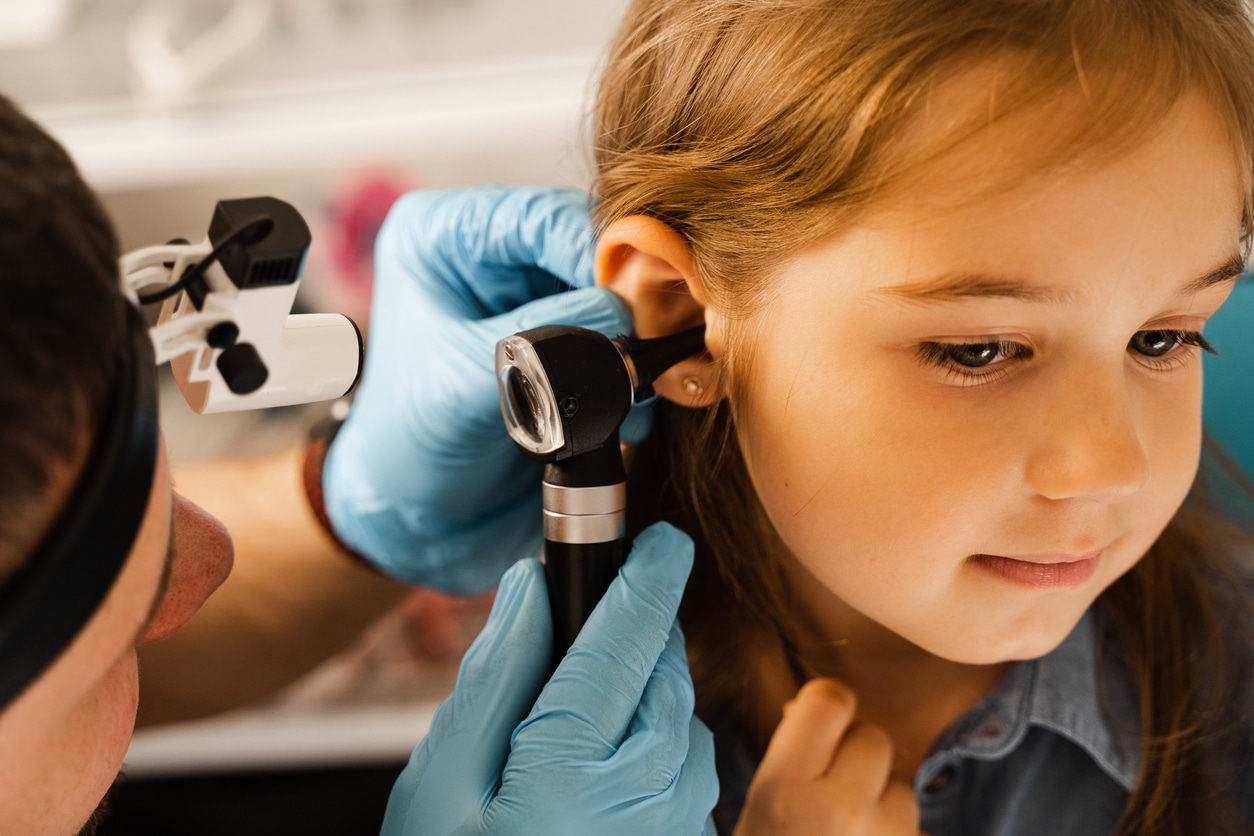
top-left (0, 302), bottom-right (159, 712)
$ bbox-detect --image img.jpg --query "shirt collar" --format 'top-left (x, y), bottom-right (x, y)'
top-left (930, 608), bottom-right (1143, 792)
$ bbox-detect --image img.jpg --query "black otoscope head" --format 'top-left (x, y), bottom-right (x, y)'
top-left (495, 323), bottom-right (707, 467)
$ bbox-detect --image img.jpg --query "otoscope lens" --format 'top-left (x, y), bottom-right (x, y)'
top-left (506, 366), bottom-right (545, 444)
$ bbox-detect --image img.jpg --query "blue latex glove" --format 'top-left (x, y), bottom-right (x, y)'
top-left (324, 185), bottom-right (654, 593)
top-left (381, 522), bottom-right (719, 836)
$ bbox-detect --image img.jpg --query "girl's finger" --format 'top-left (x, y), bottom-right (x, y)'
top-left (755, 677), bottom-right (857, 784)
top-left (823, 721), bottom-right (895, 800)
top-left (879, 780), bottom-right (922, 834)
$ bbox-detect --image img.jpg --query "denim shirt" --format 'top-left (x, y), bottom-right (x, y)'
top-left (912, 609), bottom-right (1140, 836)
top-left (712, 609), bottom-right (1148, 834)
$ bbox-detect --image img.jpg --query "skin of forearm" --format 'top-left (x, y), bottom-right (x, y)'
top-left (135, 445), bottom-right (408, 727)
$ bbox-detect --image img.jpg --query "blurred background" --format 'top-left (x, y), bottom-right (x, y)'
top-left (8, 3), bottom-right (1254, 834)
top-left (1, 1), bottom-right (627, 833)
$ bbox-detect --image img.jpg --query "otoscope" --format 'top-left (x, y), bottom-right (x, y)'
top-left (496, 323), bottom-right (706, 669)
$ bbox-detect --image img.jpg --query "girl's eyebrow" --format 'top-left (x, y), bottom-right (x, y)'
top-left (1180, 253), bottom-right (1248, 294)
top-left (878, 252), bottom-right (1245, 305)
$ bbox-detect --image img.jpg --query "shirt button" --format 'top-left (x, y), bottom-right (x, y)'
top-left (924, 764), bottom-right (958, 795)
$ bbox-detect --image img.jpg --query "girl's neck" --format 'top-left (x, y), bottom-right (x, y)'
top-left (768, 555), bottom-right (1013, 781)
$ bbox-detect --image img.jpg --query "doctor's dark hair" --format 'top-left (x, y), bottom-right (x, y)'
top-left (596, 1), bottom-right (1254, 834)
top-left (0, 95), bottom-right (124, 585)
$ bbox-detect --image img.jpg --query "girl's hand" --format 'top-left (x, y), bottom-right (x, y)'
top-left (735, 678), bottom-right (922, 835)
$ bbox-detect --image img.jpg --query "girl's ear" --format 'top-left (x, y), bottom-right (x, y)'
top-left (595, 216), bottom-right (722, 406)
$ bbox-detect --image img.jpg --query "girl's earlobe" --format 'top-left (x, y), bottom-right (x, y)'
top-left (660, 350), bottom-right (722, 407)
top-left (595, 216), bottom-right (722, 406)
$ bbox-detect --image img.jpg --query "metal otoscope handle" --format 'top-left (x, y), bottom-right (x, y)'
top-left (542, 444), bottom-right (628, 668)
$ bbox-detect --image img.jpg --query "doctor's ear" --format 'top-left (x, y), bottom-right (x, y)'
top-left (595, 216), bottom-right (722, 406)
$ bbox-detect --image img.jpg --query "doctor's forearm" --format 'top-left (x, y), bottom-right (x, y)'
top-left (135, 444), bottom-right (408, 727)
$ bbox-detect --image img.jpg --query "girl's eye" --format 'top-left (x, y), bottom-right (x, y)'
top-left (943, 342), bottom-right (1005, 367)
top-left (916, 340), bottom-right (1029, 385)
top-left (917, 330), bottom-right (1218, 387)
top-left (1128, 329), bottom-right (1216, 361)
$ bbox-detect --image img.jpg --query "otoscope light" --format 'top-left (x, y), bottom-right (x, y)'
top-left (497, 335), bottom-right (565, 457)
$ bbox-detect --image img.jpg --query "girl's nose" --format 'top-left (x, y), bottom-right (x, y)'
top-left (1023, 368), bottom-right (1149, 505)
top-left (137, 493), bottom-right (234, 646)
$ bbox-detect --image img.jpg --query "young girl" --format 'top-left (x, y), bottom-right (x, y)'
top-left (585, 0), bottom-right (1254, 833)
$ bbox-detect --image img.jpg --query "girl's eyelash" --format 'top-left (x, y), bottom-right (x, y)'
top-left (915, 340), bottom-right (1028, 386)
top-left (1134, 329), bottom-right (1218, 371)
top-left (916, 330), bottom-right (1217, 387)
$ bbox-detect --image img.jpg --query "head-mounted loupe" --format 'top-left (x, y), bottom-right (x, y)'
top-left (0, 197), bottom-right (362, 713)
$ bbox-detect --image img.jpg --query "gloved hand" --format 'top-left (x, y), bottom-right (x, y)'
top-left (324, 185), bottom-right (654, 593)
top-left (381, 522), bottom-right (719, 836)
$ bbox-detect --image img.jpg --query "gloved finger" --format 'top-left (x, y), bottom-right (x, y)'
top-left (622, 620), bottom-right (695, 748)
top-left (482, 185), bottom-right (597, 293)
top-left (509, 284), bottom-right (633, 335)
top-left (615, 620), bottom-right (698, 790)
top-left (625, 716), bottom-right (720, 836)
top-left (517, 522), bottom-right (694, 752)
top-left (687, 718), bottom-right (722, 834)
top-left (322, 422), bottom-right (539, 590)
top-left (382, 491), bottom-right (545, 595)
top-left (405, 285), bottom-right (631, 455)
top-left (411, 285), bottom-right (634, 451)
top-left (381, 558), bottom-right (553, 833)
top-left (620, 395), bottom-right (658, 446)
top-left (375, 186), bottom-right (596, 320)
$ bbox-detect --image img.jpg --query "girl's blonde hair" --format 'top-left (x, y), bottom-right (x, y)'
top-left (594, 1), bottom-right (1254, 833)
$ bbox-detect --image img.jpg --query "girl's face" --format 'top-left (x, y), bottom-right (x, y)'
top-left (733, 90), bottom-right (1244, 664)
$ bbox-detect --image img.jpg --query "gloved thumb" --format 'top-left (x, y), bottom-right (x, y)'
top-left (450, 285), bottom-right (635, 437)
top-left (517, 522), bottom-right (695, 754)
top-left (508, 284), bottom-right (633, 336)
top-left (381, 558), bottom-right (553, 834)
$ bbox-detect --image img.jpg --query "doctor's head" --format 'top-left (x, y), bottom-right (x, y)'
top-left (0, 96), bottom-right (232, 835)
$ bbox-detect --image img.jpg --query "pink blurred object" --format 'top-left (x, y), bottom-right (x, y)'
top-left (319, 167), bottom-right (416, 325)
top-left (399, 587), bottom-right (496, 664)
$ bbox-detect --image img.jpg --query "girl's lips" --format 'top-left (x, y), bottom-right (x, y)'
top-left (970, 550), bottom-right (1101, 589)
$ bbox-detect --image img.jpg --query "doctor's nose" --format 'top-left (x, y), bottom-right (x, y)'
top-left (137, 493), bottom-right (234, 645)
top-left (1023, 370), bottom-right (1149, 505)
